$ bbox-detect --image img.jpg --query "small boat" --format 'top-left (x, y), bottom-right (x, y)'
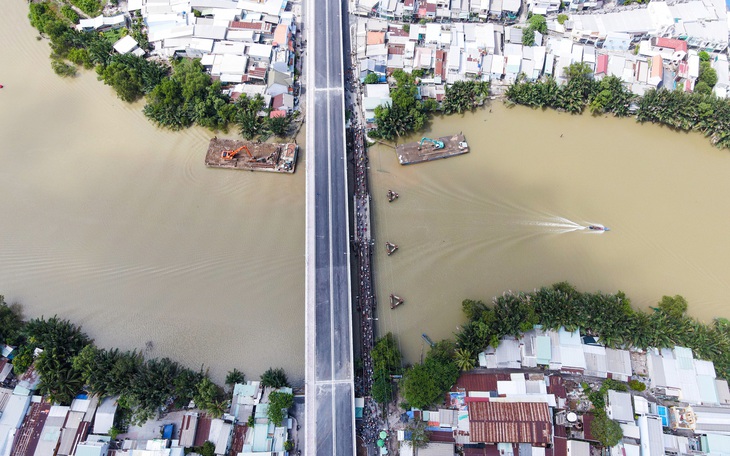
top-left (390, 294), bottom-right (404, 309)
top-left (387, 190), bottom-right (399, 202)
top-left (421, 333), bottom-right (435, 347)
top-left (0, 85), bottom-right (3, 89)
top-left (588, 225), bottom-right (610, 232)
top-left (385, 242), bottom-right (398, 255)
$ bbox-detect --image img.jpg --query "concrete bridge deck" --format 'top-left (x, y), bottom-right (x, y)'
top-left (304, 0), bottom-right (356, 453)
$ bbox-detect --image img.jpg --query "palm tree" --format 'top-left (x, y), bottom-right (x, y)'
top-left (454, 348), bottom-right (476, 372)
top-left (261, 368), bottom-right (289, 388)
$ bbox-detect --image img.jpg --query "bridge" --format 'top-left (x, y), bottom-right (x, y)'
top-left (303, 0), bottom-right (357, 453)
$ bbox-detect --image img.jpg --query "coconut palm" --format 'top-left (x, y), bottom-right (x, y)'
top-left (454, 348), bottom-right (476, 372)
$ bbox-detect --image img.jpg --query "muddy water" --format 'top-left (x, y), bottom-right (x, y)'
top-left (372, 104), bottom-right (730, 365)
top-left (4, 1), bottom-right (730, 381)
top-left (0, 1), bottom-right (304, 383)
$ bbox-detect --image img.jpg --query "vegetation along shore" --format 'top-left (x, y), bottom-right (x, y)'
top-left (27, 1), bottom-right (297, 139)
top-left (370, 282), bottom-right (730, 446)
top-left (0, 295), bottom-right (293, 429)
top-left (507, 61), bottom-right (730, 149)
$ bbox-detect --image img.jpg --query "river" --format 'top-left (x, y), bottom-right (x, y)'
top-left (3, 1), bottom-right (730, 379)
top-left (0, 1), bottom-right (305, 383)
top-left (371, 105), bottom-right (730, 365)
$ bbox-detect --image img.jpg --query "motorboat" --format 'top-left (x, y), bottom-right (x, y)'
top-left (588, 225), bottom-right (610, 231)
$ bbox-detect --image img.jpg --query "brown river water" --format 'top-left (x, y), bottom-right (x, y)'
top-left (2, 1), bottom-right (730, 377)
top-left (371, 107), bottom-right (730, 364)
top-left (0, 1), bottom-right (305, 383)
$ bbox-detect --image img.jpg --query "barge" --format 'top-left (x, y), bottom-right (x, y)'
top-left (396, 134), bottom-right (469, 165)
top-left (205, 138), bottom-right (298, 173)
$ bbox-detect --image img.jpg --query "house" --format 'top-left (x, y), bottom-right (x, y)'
top-left (606, 390), bottom-right (634, 423)
top-left (78, 14), bottom-right (126, 32)
top-left (638, 415), bottom-right (664, 456)
top-left (271, 93), bottom-right (294, 113)
top-left (468, 402), bottom-right (552, 445)
top-left (75, 438), bottom-right (111, 456)
top-left (93, 397), bottom-right (117, 435)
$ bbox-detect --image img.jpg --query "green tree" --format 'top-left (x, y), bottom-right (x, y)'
top-left (592, 413), bottom-right (624, 447)
top-left (52, 60), bottom-right (77, 77)
top-left (60, 6), bottom-right (79, 24)
top-left (522, 27), bottom-right (535, 46)
top-left (403, 420), bottom-right (430, 449)
top-left (557, 14), bottom-right (568, 24)
top-left (695, 81), bottom-right (712, 95)
top-left (267, 391), bottom-right (294, 425)
top-left (372, 333), bottom-right (402, 375)
top-left (234, 94), bottom-right (267, 139)
top-left (699, 62), bottom-right (718, 88)
top-left (261, 367), bottom-right (289, 388)
top-left (371, 372), bottom-right (393, 404)
top-left (199, 441), bottom-right (215, 456)
top-left (528, 14), bottom-right (548, 35)
top-left (454, 348), bottom-right (476, 372)
top-left (364, 73), bottom-right (380, 84)
top-left (657, 295), bottom-right (688, 319)
top-left (267, 112), bottom-right (293, 137)
top-left (401, 363), bottom-right (441, 409)
top-left (194, 377), bottom-right (224, 417)
top-left (0, 297), bottom-right (24, 346)
top-left (69, 0), bottom-right (103, 16)
top-left (226, 368), bottom-right (245, 386)
top-left (699, 51), bottom-right (711, 62)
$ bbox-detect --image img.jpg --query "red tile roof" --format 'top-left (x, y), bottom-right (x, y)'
top-left (193, 416), bottom-right (212, 448)
top-left (269, 110), bottom-right (287, 118)
top-left (582, 413), bottom-right (598, 442)
top-left (468, 402), bottom-right (552, 444)
top-left (388, 44), bottom-right (405, 55)
top-left (230, 21), bottom-right (271, 33)
top-left (655, 37), bottom-right (688, 53)
top-left (455, 373), bottom-right (510, 392)
top-left (429, 430), bottom-right (456, 443)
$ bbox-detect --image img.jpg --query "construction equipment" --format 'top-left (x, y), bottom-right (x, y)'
top-left (221, 145), bottom-right (254, 161)
top-left (418, 137), bottom-right (444, 150)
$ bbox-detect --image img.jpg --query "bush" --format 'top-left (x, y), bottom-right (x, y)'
top-left (364, 73), bottom-right (379, 84)
top-left (628, 380), bottom-right (646, 391)
top-left (61, 6), bottom-right (79, 24)
top-left (69, 0), bottom-right (103, 16)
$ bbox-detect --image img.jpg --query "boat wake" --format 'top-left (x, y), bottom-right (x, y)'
top-left (521, 217), bottom-right (610, 233)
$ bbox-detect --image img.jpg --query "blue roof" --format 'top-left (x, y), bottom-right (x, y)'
top-left (657, 406), bottom-right (669, 427)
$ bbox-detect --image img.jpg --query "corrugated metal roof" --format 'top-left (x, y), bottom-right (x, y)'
top-left (607, 390), bottom-right (634, 423)
top-left (468, 402), bottom-right (551, 444)
top-left (715, 379), bottom-right (730, 405)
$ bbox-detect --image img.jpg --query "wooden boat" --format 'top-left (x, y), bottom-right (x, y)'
top-left (390, 294), bottom-right (404, 309)
top-left (385, 242), bottom-right (398, 255)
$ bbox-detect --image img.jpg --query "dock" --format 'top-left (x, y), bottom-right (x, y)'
top-left (205, 138), bottom-right (298, 173)
top-left (396, 134), bottom-right (469, 165)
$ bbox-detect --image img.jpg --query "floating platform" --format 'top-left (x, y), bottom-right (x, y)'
top-left (205, 138), bottom-right (298, 173)
top-left (387, 190), bottom-right (399, 202)
top-left (390, 294), bottom-right (404, 309)
top-left (396, 134), bottom-right (469, 165)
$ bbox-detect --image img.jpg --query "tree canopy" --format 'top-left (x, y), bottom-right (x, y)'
top-left (267, 391), bottom-right (294, 425)
top-left (261, 367), bottom-right (290, 388)
top-left (507, 62), bottom-right (730, 149)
